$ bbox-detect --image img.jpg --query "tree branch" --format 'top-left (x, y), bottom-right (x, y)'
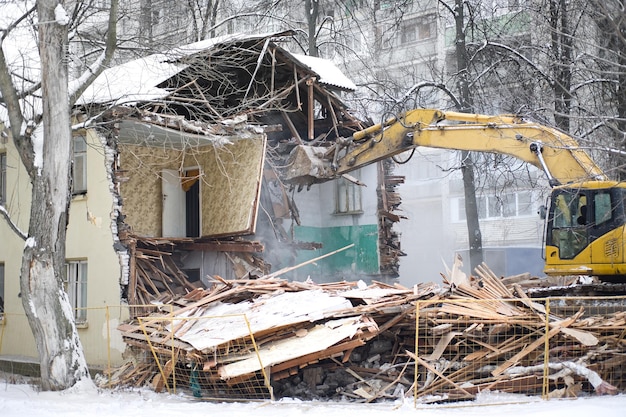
top-left (0, 33), bottom-right (25, 146)
top-left (0, 4), bottom-right (36, 42)
top-left (397, 81), bottom-right (462, 109)
top-left (69, 0), bottom-right (119, 106)
top-left (0, 205), bottom-right (27, 241)
top-left (480, 40), bottom-right (554, 86)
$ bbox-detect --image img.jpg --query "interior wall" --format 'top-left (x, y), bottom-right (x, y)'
top-left (119, 144), bottom-right (182, 236)
top-left (191, 136), bottom-right (266, 237)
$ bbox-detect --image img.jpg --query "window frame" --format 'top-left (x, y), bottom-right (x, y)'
top-left (452, 191), bottom-right (535, 222)
top-left (72, 136), bottom-right (87, 195)
top-left (65, 260), bottom-right (88, 325)
top-left (0, 263), bottom-right (4, 321)
top-left (335, 174), bottom-right (363, 215)
top-left (400, 15), bottom-right (436, 45)
top-left (0, 152), bottom-right (6, 205)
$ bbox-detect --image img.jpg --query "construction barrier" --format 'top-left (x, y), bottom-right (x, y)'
top-left (413, 296), bottom-right (625, 407)
top-left (1, 296), bottom-right (624, 406)
top-left (131, 313), bottom-right (272, 400)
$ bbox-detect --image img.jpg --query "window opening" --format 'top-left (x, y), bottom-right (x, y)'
top-left (0, 153), bottom-right (6, 204)
top-left (335, 174), bottom-right (362, 214)
top-left (182, 169), bottom-right (200, 237)
top-left (72, 136), bottom-right (87, 195)
top-left (0, 263), bottom-right (4, 318)
top-left (66, 260), bottom-right (88, 324)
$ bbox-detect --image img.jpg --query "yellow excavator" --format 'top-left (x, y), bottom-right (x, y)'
top-left (283, 108), bottom-right (626, 283)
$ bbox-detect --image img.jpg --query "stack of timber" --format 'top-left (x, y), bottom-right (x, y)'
top-left (110, 262), bottom-right (626, 403)
top-left (123, 234), bottom-right (269, 317)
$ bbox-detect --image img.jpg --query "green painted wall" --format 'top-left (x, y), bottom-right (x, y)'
top-left (292, 224), bottom-right (379, 281)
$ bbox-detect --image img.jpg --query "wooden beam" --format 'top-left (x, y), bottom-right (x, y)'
top-left (307, 78), bottom-right (315, 140)
top-left (282, 112), bottom-right (303, 144)
top-left (179, 240), bottom-right (264, 253)
top-left (270, 338), bottom-right (365, 375)
top-left (326, 95), bottom-right (340, 138)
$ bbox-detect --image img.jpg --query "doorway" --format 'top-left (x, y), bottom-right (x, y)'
top-left (162, 168), bottom-right (201, 238)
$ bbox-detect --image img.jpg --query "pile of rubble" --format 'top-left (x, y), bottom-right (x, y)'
top-left (108, 260), bottom-right (626, 402)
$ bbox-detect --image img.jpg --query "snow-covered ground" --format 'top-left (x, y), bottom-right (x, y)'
top-left (1, 379), bottom-right (625, 417)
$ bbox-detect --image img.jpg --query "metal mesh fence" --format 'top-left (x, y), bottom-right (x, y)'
top-left (1, 296), bottom-right (624, 406)
top-left (109, 312), bottom-right (273, 401)
top-left (413, 296), bottom-right (626, 406)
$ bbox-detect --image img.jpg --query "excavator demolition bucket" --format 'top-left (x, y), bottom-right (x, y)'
top-left (282, 145), bottom-right (335, 186)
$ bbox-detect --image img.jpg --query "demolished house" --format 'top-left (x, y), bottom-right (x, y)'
top-left (74, 31), bottom-right (406, 312)
top-left (1, 31), bottom-right (624, 403)
top-left (88, 31), bottom-right (626, 404)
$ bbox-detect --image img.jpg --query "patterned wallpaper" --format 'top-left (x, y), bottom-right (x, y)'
top-left (118, 135), bottom-right (266, 238)
top-left (119, 144), bottom-right (183, 236)
top-left (191, 137), bottom-right (266, 237)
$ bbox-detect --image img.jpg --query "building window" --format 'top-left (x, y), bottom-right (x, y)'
top-left (0, 153), bottom-right (6, 205)
top-left (65, 260), bottom-right (87, 324)
top-left (453, 191), bottom-right (534, 222)
top-left (335, 174), bottom-right (362, 214)
top-left (72, 136), bottom-right (87, 195)
top-left (400, 16), bottom-right (436, 45)
top-left (486, 0), bottom-right (522, 16)
top-left (0, 263), bottom-right (4, 319)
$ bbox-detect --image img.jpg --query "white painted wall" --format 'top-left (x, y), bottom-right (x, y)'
top-left (292, 166), bottom-right (380, 228)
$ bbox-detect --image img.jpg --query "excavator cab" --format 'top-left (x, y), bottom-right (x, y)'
top-left (544, 182), bottom-right (626, 279)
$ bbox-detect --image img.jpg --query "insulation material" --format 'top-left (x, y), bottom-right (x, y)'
top-left (191, 136), bottom-right (266, 237)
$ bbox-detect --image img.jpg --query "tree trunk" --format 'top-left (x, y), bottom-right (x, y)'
top-left (19, 0), bottom-right (90, 390)
top-left (591, 0), bottom-right (626, 181)
top-left (305, 0), bottom-right (319, 56)
top-left (549, 0), bottom-right (573, 131)
top-left (612, 19), bottom-right (626, 181)
top-left (454, 0), bottom-right (483, 272)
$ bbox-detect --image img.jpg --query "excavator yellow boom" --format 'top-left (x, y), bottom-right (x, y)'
top-left (284, 109), bottom-right (607, 187)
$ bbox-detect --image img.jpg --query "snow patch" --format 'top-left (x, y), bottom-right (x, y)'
top-left (32, 124), bottom-right (44, 173)
top-left (62, 377), bottom-right (97, 395)
top-left (290, 53), bottom-right (357, 91)
top-left (54, 4), bottom-right (70, 26)
top-left (0, 382), bottom-right (625, 417)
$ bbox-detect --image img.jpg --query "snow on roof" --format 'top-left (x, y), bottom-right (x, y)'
top-left (290, 53), bottom-right (357, 92)
top-left (168, 31), bottom-right (293, 59)
top-left (77, 31), bottom-right (295, 106)
top-left (75, 53), bottom-right (184, 106)
top-left (77, 33), bottom-right (356, 107)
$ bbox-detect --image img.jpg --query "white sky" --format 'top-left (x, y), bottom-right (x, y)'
top-left (0, 379), bottom-right (625, 417)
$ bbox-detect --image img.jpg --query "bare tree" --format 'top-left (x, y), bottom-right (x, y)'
top-left (449, 0), bottom-right (484, 271)
top-left (0, 0), bottom-right (118, 390)
top-left (188, 0), bottom-right (221, 40)
top-left (586, 0), bottom-right (626, 180)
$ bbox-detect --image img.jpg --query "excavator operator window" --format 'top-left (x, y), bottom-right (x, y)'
top-left (549, 192), bottom-right (588, 259)
top-left (593, 191), bottom-right (612, 226)
top-left (588, 189), bottom-right (624, 241)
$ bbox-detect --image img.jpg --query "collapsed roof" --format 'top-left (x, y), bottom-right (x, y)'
top-left (77, 30), bottom-right (363, 146)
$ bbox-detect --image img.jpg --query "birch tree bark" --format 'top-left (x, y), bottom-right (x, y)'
top-left (0, 0), bottom-right (118, 390)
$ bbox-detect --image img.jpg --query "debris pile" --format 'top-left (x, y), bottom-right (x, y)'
top-left (108, 263), bottom-right (626, 402)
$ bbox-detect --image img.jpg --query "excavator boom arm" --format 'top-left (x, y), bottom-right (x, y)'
top-left (284, 109), bottom-right (607, 186)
